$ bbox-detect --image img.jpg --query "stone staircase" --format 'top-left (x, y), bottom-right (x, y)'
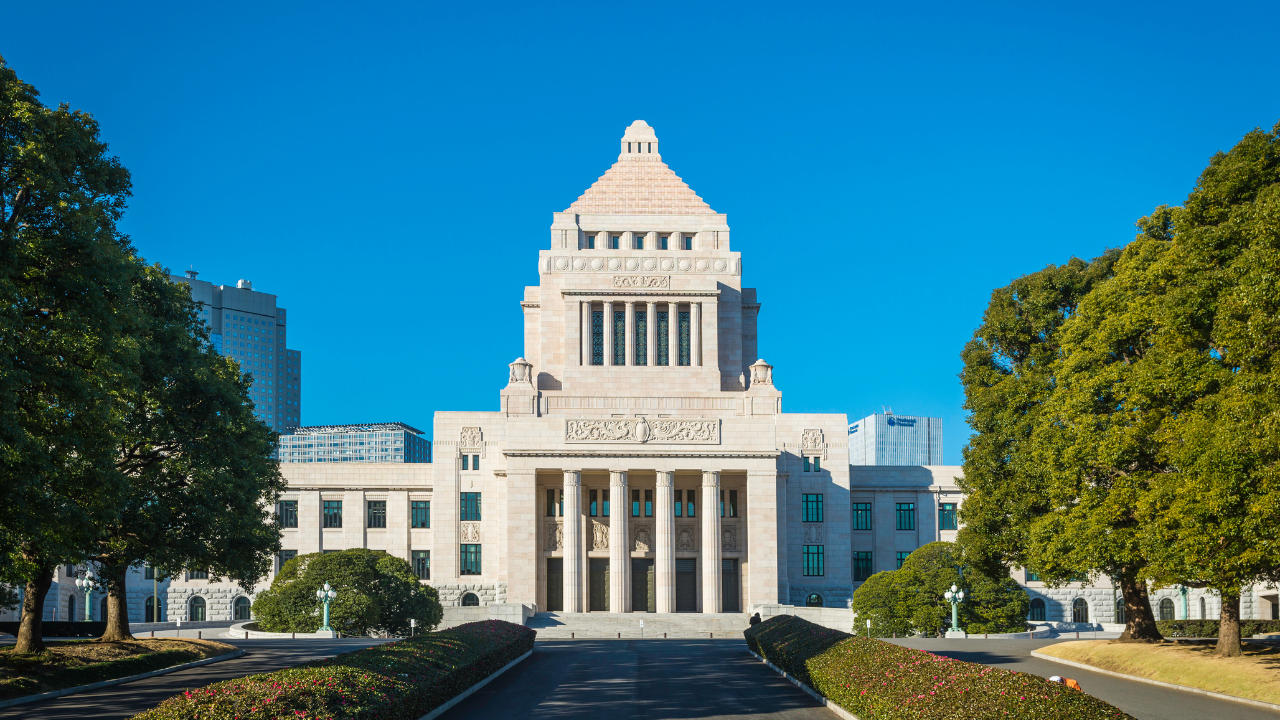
top-left (527, 612), bottom-right (750, 639)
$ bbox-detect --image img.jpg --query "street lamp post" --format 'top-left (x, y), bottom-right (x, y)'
top-left (74, 571), bottom-right (97, 622)
top-left (316, 582), bottom-right (337, 632)
top-left (943, 583), bottom-right (966, 638)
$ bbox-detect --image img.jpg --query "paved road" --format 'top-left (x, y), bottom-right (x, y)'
top-left (0, 637), bottom-right (391, 720)
top-left (440, 639), bottom-right (833, 720)
top-left (888, 638), bottom-right (1278, 720)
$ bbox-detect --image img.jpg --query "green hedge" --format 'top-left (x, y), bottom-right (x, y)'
top-left (133, 620), bottom-right (535, 720)
top-left (0, 621), bottom-right (107, 638)
top-left (0, 645), bottom-right (213, 701)
top-left (1157, 619), bottom-right (1280, 638)
top-left (745, 615), bottom-right (1134, 720)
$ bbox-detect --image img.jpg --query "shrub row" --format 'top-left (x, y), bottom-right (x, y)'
top-left (745, 615), bottom-right (1134, 720)
top-left (0, 621), bottom-right (107, 638)
top-left (133, 620), bottom-right (535, 720)
top-left (1156, 619), bottom-right (1280, 638)
top-left (0, 645), bottom-right (211, 701)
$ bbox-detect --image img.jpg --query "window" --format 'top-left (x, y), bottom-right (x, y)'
top-left (144, 565), bottom-right (155, 580)
top-left (1199, 596), bottom-right (1206, 619)
top-left (613, 311), bottom-right (625, 365)
top-left (725, 489), bottom-right (738, 518)
top-left (590, 489), bottom-right (598, 517)
top-left (686, 489), bottom-right (696, 517)
top-left (803, 456), bottom-right (810, 472)
top-left (1072, 598), bottom-right (1089, 623)
top-left (634, 311), bottom-right (647, 365)
top-left (939, 502), bottom-right (957, 531)
top-left (1159, 597), bottom-right (1175, 621)
top-left (677, 311), bottom-right (691, 366)
top-left (1029, 598), bottom-right (1046, 622)
top-left (853, 551), bottom-right (873, 581)
top-left (189, 570), bottom-right (209, 580)
top-left (461, 454), bottom-right (469, 470)
top-left (610, 236), bottom-right (620, 249)
top-left (634, 233), bottom-right (644, 249)
top-left (591, 310), bottom-right (604, 365)
top-left (682, 235), bottom-right (692, 250)
top-left (656, 311), bottom-right (669, 365)
top-left (806, 594), bottom-right (823, 608)
top-left (189, 596), bottom-right (206, 622)
top-left (586, 234), bottom-right (595, 249)
top-left (645, 489), bottom-right (653, 517)
top-left (471, 454), bottom-right (480, 470)
top-left (460, 493), bottom-right (482, 522)
top-left (367, 500), bottom-right (387, 528)
top-left (462, 592), bottom-right (480, 606)
top-left (660, 236), bottom-right (668, 250)
top-left (631, 489), bottom-right (640, 517)
top-left (460, 544), bottom-right (482, 575)
top-left (546, 489), bottom-right (558, 517)
top-left (1026, 570), bottom-right (1041, 582)
top-left (412, 550), bottom-right (430, 580)
top-left (234, 596), bottom-right (252, 621)
top-left (1115, 597), bottom-right (1126, 624)
top-left (602, 489), bottom-right (610, 517)
top-left (279, 550), bottom-right (297, 569)
top-left (675, 491), bottom-right (682, 517)
top-left (803, 546), bottom-right (824, 576)
top-left (803, 494), bottom-right (824, 523)
top-left (852, 503), bottom-right (872, 530)
top-left (324, 500), bottom-right (343, 528)
top-left (896, 551), bottom-right (911, 569)
top-left (278, 500), bottom-right (298, 528)
top-left (895, 503), bottom-right (915, 531)
top-left (412, 501), bottom-right (431, 528)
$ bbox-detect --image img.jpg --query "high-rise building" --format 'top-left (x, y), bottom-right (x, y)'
top-left (276, 423), bottom-right (430, 463)
top-left (849, 412), bottom-right (943, 465)
top-left (170, 271), bottom-right (302, 432)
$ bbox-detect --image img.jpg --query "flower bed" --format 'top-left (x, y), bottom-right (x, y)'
top-left (133, 620), bottom-right (535, 720)
top-left (1156, 619), bottom-right (1280, 638)
top-left (745, 615), bottom-right (1134, 720)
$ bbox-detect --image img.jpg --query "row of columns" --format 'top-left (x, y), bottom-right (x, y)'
top-left (577, 301), bottom-right (702, 367)
top-left (560, 469), bottom-right (722, 613)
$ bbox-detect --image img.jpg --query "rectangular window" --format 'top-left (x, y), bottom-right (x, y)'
top-left (803, 494), bottom-right (824, 523)
top-left (803, 456), bottom-right (811, 472)
top-left (460, 544), bottom-right (482, 575)
top-left (472, 454), bottom-right (480, 470)
top-left (675, 492), bottom-right (683, 517)
top-left (586, 235), bottom-right (595, 249)
top-left (461, 454), bottom-right (469, 470)
top-left (367, 500), bottom-right (387, 528)
top-left (590, 489), bottom-right (598, 517)
top-left (635, 311), bottom-right (647, 365)
top-left (656, 311), bottom-right (669, 365)
top-left (145, 565), bottom-right (155, 580)
top-left (660, 236), bottom-right (668, 250)
top-left (813, 457), bottom-right (821, 472)
top-left (939, 502), bottom-right (958, 531)
top-left (853, 551), bottom-right (873, 581)
top-left (852, 503), bottom-right (872, 530)
top-left (610, 235), bottom-right (620, 249)
top-left (897, 551), bottom-right (911, 569)
top-left (896, 503), bottom-right (915, 531)
top-left (412, 500), bottom-right (431, 528)
top-left (603, 488), bottom-right (610, 517)
top-left (634, 234), bottom-right (644, 249)
top-left (678, 310), bottom-right (691, 366)
top-left (461, 492), bottom-right (482, 521)
top-left (546, 489), bottom-right (556, 517)
top-left (613, 311), bottom-right (626, 365)
top-left (1026, 570), bottom-right (1041, 582)
top-left (687, 489), bottom-right (696, 517)
top-left (412, 550), bottom-right (430, 580)
top-left (803, 546), bottom-right (824, 576)
top-left (645, 489), bottom-right (653, 517)
top-left (682, 236), bottom-right (692, 250)
top-left (632, 489), bottom-right (640, 517)
top-left (189, 570), bottom-right (209, 580)
top-left (591, 310), bottom-right (604, 365)
top-left (278, 500), bottom-right (298, 528)
top-left (720, 489), bottom-right (725, 518)
top-left (729, 489), bottom-right (738, 518)
top-left (323, 500), bottom-right (343, 528)
top-left (278, 550), bottom-right (297, 570)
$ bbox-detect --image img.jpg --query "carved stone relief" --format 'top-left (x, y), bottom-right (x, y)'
top-left (551, 256), bottom-right (735, 275)
top-left (461, 522), bottom-right (481, 543)
top-left (722, 525), bottom-right (739, 551)
top-left (545, 521), bottom-right (563, 551)
top-left (612, 275), bottom-right (670, 289)
top-left (803, 523), bottom-right (823, 544)
top-left (675, 523), bottom-right (698, 551)
top-left (459, 427), bottom-right (482, 448)
top-left (633, 523), bottom-right (653, 553)
top-left (801, 429), bottom-right (824, 450)
top-left (592, 521), bottom-right (609, 550)
top-left (564, 417), bottom-right (720, 444)
top-left (749, 359), bottom-right (774, 387)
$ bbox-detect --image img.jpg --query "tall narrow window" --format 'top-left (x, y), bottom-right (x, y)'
top-left (613, 311), bottom-right (626, 365)
top-left (278, 500), bottom-right (298, 528)
top-left (687, 489), bottom-right (696, 517)
top-left (803, 546), bottom-right (824, 576)
top-left (460, 492), bottom-right (482, 521)
top-left (896, 503), bottom-right (915, 531)
top-left (546, 489), bottom-right (556, 517)
top-left (610, 236), bottom-right (620, 249)
top-left (412, 501), bottom-right (430, 528)
top-left (682, 236), bottom-right (692, 250)
top-left (586, 235), bottom-right (595, 249)
top-left (645, 489), bottom-right (653, 517)
top-left (720, 490), bottom-right (725, 517)
top-left (803, 494), bottom-right (824, 522)
top-left (853, 551), bottom-right (873, 581)
top-left (323, 500), bottom-right (342, 528)
top-left (660, 236), bottom-right (668, 250)
top-left (461, 455), bottom-right (469, 470)
top-left (939, 502), bottom-right (958, 530)
top-left (656, 311), bottom-right (669, 365)
top-left (603, 489), bottom-right (610, 516)
top-left (412, 550), bottom-right (430, 579)
top-left (591, 310), bottom-right (604, 365)
top-left (634, 234), bottom-right (644, 249)
top-left (634, 311), bottom-right (647, 365)
top-left (678, 310), bottom-right (691, 366)
top-left (803, 456), bottom-right (811, 472)
top-left (460, 545), bottom-right (482, 575)
top-left (813, 457), bottom-right (821, 472)
top-left (852, 503), bottom-right (872, 530)
top-left (675, 493), bottom-right (683, 517)
top-left (367, 500), bottom-right (387, 528)
top-left (589, 489), bottom-right (598, 517)
top-left (632, 489), bottom-right (640, 517)
top-left (896, 551), bottom-right (911, 569)
top-left (729, 489), bottom-right (738, 518)
top-left (472, 454), bottom-right (480, 470)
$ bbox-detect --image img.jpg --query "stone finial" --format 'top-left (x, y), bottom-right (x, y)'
top-left (508, 357), bottom-right (533, 386)
top-left (749, 359), bottom-right (774, 387)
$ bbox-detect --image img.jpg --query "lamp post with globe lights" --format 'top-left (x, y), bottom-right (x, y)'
top-left (944, 584), bottom-right (966, 638)
top-left (74, 571), bottom-right (97, 622)
top-left (316, 582), bottom-right (337, 632)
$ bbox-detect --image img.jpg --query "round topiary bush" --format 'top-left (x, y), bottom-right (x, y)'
top-left (253, 549), bottom-right (442, 636)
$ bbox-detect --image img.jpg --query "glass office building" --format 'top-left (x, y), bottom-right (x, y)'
top-left (849, 412), bottom-right (942, 465)
top-left (276, 422), bottom-right (431, 463)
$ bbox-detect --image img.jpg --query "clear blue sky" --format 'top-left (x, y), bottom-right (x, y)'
top-left (5, 2), bottom-right (1278, 462)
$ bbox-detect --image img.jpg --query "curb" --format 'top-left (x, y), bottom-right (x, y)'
top-left (1029, 649), bottom-right (1280, 712)
top-left (0, 649), bottom-right (245, 710)
top-left (417, 649), bottom-right (532, 720)
top-left (748, 650), bottom-right (860, 720)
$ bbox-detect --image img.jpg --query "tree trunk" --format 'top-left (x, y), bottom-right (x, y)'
top-left (98, 561), bottom-right (134, 642)
top-left (1216, 591), bottom-right (1242, 657)
top-left (14, 566), bottom-right (53, 654)
top-left (1117, 576), bottom-right (1163, 641)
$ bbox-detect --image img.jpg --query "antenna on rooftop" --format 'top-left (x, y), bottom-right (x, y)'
top-left (883, 406), bottom-right (894, 415)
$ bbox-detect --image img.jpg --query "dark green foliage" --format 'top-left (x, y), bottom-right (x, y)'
top-left (0, 622), bottom-right (106, 638)
top-left (745, 615), bottom-right (1133, 720)
top-left (133, 621), bottom-right (534, 720)
top-left (252, 549), bottom-right (443, 636)
top-left (1156, 619), bottom-right (1280, 638)
top-left (0, 644), bottom-right (214, 701)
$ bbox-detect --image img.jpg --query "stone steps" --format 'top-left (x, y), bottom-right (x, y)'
top-left (527, 612), bottom-right (750, 639)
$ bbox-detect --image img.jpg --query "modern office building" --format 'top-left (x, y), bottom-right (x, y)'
top-left (277, 423), bottom-right (431, 463)
top-left (170, 272), bottom-right (303, 432)
top-left (849, 412), bottom-right (943, 466)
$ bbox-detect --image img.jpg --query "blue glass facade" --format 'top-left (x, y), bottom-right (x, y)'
top-left (849, 413), bottom-right (943, 465)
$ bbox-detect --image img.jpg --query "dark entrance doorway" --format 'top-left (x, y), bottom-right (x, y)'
top-left (632, 558), bottom-right (656, 612)
top-left (546, 558), bottom-right (563, 612)
top-left (589, 558), bottom-right (610, 611)
top-left (675, 558), bottom-right (697, 612)
top-left (722, 559), bottom-right (739, 613)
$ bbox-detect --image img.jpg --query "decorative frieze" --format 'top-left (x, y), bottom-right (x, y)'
top-left (613, 275), bottom-right (670, 289)
top-left (461, 522), bottom-right (481, 543)
top-left (459, 427), bottom-right (482, 448)
top-left (550, 256), bottom-right (735, 275)
top-left (803, 523), bottom-right (823, 544)
top-left (722, 525), bottom-right (739, 551)
top-left (801, 429), bottom-right (824, 450)
top-left (545, 521), bottom-right (563, 551)
top-left (564, 417), bottom-right (720, 444)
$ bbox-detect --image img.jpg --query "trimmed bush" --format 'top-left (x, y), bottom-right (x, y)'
top-left (1157, 619), bottom-right (1280, 638)
top-left (745, 615), bottom-right (1134, 720)
top-left (133, 620), bottom-right (534, 720)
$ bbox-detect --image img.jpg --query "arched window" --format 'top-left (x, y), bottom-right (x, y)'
top-left (1159, 598), bottom-right (1175, 621)
top-left (145, 596), bottom-right (157, 623)
top-left (1071, 598), bottom-right (1089, 624)
top-left (1115, 597), bottom-right (1125, 625)
top-left (234, 596), bottom-right (252, 621)
top-left (806, 594), bottom-right (823, 608)
top-left (189, 596), bottom-right (206, 621)
top-left (68, 594), bottom-right (76, 622)
top-left (100, 597), bottom-right (109, 622)
top-left (461, 592), bottom-right (480, 607)
top-left (1199, 596), bottom-right (1206, 620)
top-left (1028, 598), bottom-right (1046, 622)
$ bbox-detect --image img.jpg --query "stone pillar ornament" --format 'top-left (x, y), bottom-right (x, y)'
top-left (749, 359), bottom-right (773, 387)
top-left (507, 357), bottom-right (533, 386)
top-left (562, 471), bottom-right (583, 613)
top-left (655, 471), bottom-right (675, 613)
top-left (609, 470), bottom-right (630, 612)
top-left (701, 470), bottom-right (722, 613)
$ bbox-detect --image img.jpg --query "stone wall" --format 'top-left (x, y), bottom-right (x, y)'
top-left (433, 582), bottom-right (507, 606)
top-left (166, 585), bottom-right (256, 622)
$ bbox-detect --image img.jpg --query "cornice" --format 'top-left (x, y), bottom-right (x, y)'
top-left (561, 290), bottom-right (721, 298)
top-left (503, 449), bottom-right (779, 459)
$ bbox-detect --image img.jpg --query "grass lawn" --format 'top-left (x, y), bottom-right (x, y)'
top-left (0, 638), bottom-right (236, 701)
top-left (1039, 639), bottom-right (1280, 705)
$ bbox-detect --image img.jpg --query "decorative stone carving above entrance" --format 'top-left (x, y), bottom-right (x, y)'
top-left (801, 429), bottom-right (824, 450)
top-left (722, 525), bottom-right (739, 551)
top-left (675, 523), bottom-right (698, 551)
top-left (459, 427), bottom-right (482, 448)
top-left (612, 275), bottom-right (670, 289)
top-left (592, 521), bottom-right (609, 550)
top-left (564, 417), bottom-right (720, 444)
top-left (545, 521), bottom-right (563, 551)
top-left (633, 523), bottom-right (653, 553)
top-left (803, 523), bottom-right (822, 544)
top-left (461, 522), bottom-right (481, 542)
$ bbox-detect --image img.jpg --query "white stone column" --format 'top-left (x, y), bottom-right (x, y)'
top-left (604, 301), bottom-right (616, 366)
top-left (692, 302), bottom-right (703, 367)
top-left (701, 471), bottom-right (722, 613)
top-left (563, 471), bottom-right (583, 613)
top-left (655, 471), bottom-right (675, 613)
top-left (625, 302), bottom-right (635, 366)
top-left (580, 301), bottom-right (589, 366)
top-left (609, 471), bottom-right (630, 612)
top-left (646, 301), bottom-right (656, 367)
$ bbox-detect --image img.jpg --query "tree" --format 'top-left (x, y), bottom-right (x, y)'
top-left (850, 570), bottom-right (913, 638)
top-left (252, 550), bottom-right (442, 636)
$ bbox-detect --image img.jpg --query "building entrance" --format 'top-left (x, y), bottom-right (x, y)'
top-left (675, 558), bottom-right (697, 612)
top-left (632, 558), bottom-right (656, 612)
top-left (589, 558), bottom-right (610, 611)
top-left (546, 558), bottom-right (563, 612)
top-left (722, 559), bottom-right (740, 613)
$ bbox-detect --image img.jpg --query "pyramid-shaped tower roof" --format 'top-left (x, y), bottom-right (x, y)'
top-left (565, 121), bottom-right (716, 215)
